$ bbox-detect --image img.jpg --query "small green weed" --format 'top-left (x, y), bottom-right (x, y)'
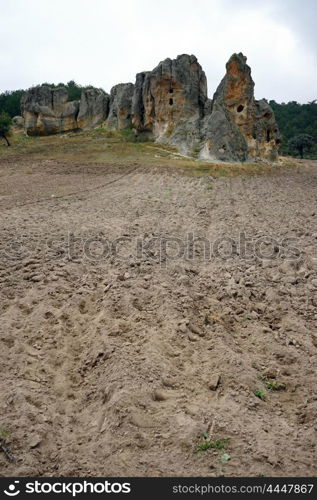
top-left (0, 429), bottom-right (9, 439)
top-left (196, 438), bottom-right (229, 452)
top-left (265, 380), bottom-right (286, 391)
top-left (259, 375), bottom-right (286, 391)
top-left (220, 453), bottom-right (231, 463)
top-left (254, 390), bottom-right (266, 401)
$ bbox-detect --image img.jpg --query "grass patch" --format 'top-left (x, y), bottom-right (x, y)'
top-left (265, 380), bottom-right (286, 391)
top-left (0, 429), bottom-right (9, 439)
top-left (192, 141), bottom-right (201, 158)
top-left (259, 375), bottom-right (286, 391)
top-left (0, 129), bottom-right (303, 179)
top-left (254, 389), bottom-right (266, 401)
top-left (196, 438), bottom-right (230, 452)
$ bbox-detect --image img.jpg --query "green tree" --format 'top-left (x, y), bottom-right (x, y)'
top-left (288, 134), bottom-right (314, 159)
top-left (0, 89), bottom-right (24, 117)
top-left (0, 112), bottom-right (12, 146)
top-left (269, 100), bottom-right (317, 157)
top-left (0, 81), bottom-right (98, 120)
top-left (66, 80), bottom-right (83, 101)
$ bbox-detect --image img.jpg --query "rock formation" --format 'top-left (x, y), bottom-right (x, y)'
top-left (77, 88), bottom-right (109, 130)
top-left (21, 86), bottom-right (109, 135)
top-left (21, 52), bottom-right (280, 162)
top-left (106, 83), bottom-right (134, 130)
top-left (132, 54), bottom-right (207, 153)
top-left (200, 53), bottom-right (280, 162)
top-left (21, 87), bottom-right (79, 136)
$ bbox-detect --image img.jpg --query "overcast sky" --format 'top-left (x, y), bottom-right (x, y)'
top-left (1, 0), bottom-right (316, 102)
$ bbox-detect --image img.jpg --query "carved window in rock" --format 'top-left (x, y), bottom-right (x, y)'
top-left (169, 98), bottom-right (173, 105)
top-left (266, 130), bottom-right (271, 142)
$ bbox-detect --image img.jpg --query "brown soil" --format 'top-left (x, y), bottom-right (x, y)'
top-left (0, 142), bottom-right (316, 477)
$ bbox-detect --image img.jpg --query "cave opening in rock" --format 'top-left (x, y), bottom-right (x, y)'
top-left (169, 98), bottom-right (173, 105)
top-left (237, 105), bottom-right (244, 112)
top-left (266, 130), bottom-right (271, 142)
top-left (169, 88), bottom-right (173, 93)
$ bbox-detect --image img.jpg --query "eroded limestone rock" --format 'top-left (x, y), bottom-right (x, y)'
top-left (107, 83), bottom-right (134, 130)
top-left (21, 52), bottom-right (280, 162)
top-left (132, 54), bottom-right (207, 154)
top-left (21, 86), bottom-right (79, 136)
top-left (77, 88), bottom-right (109, 130)
top-left (200, 53), bottom-right (280, 162)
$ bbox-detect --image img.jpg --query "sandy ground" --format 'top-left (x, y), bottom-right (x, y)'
top-left (0, 153), bottom-right (316, 477)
